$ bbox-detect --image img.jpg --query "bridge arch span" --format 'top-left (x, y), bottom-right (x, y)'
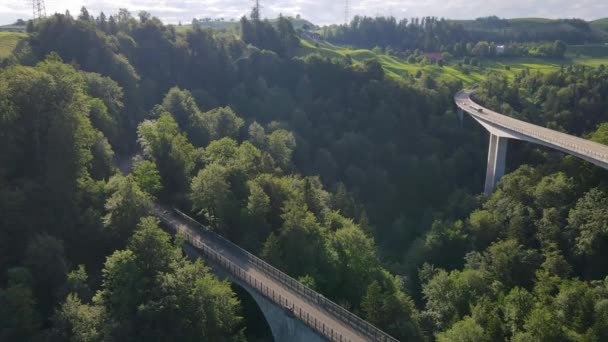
top-left (156, 206), bottom-right (399, 342)
top-left (182, 243), bottom-right (325, 342)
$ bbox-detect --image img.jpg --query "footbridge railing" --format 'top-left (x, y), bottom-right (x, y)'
top-left (161, 207), bottom-right (399, 342)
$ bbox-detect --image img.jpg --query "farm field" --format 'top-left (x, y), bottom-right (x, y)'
top-left (298, 39), bottom-right (608, 84)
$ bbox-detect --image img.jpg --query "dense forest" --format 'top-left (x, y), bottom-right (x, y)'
top-left (323, 16), bottom-right (605, 56)
top-left (1, 7), bottom-right (608, 342)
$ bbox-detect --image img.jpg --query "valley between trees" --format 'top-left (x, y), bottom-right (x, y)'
top-left (1, 8), bottom-right (608, 341)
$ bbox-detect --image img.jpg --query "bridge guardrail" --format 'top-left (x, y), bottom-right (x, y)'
top-left (458, 94), bottom-right (608, 161)
top-left (167, 208), bottom-right (399, 342)
top-left (179, 228), bottom-right (350, 342)
top-left (488, 113), bottom-right (608, 160)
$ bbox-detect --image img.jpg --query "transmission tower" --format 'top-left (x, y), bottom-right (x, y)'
top-left (251, 0), bottom-right (261, 20)
top-left (32, 0), bottom-right (46, 20)
top-left (344, 0), bottom-right (349, 25)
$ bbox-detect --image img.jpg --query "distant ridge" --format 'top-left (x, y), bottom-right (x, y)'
top-left (0, 23), bottom-right (26, 32)
top-left (191, 16), bottom-right (317, 31)
top-left (591, 18), bottom-right (608, 31)
top-left (509, 17), bottom-right (557, 23)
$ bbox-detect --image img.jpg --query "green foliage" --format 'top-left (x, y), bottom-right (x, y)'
top-left (568, 188), bottom-right (608, 256)
top-left (127, 216), bottom-right (175, 276)
top-left (267, 129), bottom-right (296, 170)
top-left (361, 275), bottom-right (422, 340)
top-left (332, 224), bottom-right (380, 304)
top-left (90, 132), bottom-right (115, 180)
top-left (52, 293), bottom-right (103, 342)
top-left (85, 217), bottom-right (244, 341)
top-left (29, 14), bottom-right (140, 117)
top-left (6, 9), bottom-right (608, 341)
top-left (532, 172), bottom-right (574, 210)
top-left (161, 86), bottom-right (201, 130)
top-left (137, 113), bottom-right (196, 200)
top-left (24, 234), bottom-right (69, 315)
top-left (88, 98), bottom-right (116, 142)
top-left (436, 316), bottom-right (489, 342)
top-left (240, 16), bottom-right (300, 56)
top-left (422, 268), bottom-right (491, 330)
top-left (0, 54), bottom-right (117, 335)
top-left (195, 106), bottom-right (244, 143)
top-left (503, 287), bottom-right (534, 336)
top-left (325, 16), bottom-right (600, 52)
top-left (262, 199), bottom-right (331, 280)
top-left (103, 175), bottom-right (153, 242)
top-left (247, 121), bottom-right (267, 148)
top-left (422, 220), bottom-right (471, 270)
top-left (590, 123), bottom-right (608, 145)
top-left (512, 306), bottom-right (565, 341)
top-left (132, 160), bottom-right (162, 196)
top-left (0, 59), bottom-right (101, 216)
top-left (83, 72), bottom-right (125, 149)
top-left (65, 265), bottom-right (92, 302)
top-left (0, 268), bottom-right (40, 341)
top-left (190, 163), bottom-right (232, 228)
top-left (201, 138), bottom-right (239, 166)
top-left (478, 239), bottom-right (542, 289)
top-left (468, 209), bottom-right (501, 248)
top-left (363, 58), bottom-right (385, 79)
top-left (96, 249), bottom-right (144, 319)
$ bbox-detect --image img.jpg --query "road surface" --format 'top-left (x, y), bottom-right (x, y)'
top-left (455, 90), bottom-right (608, 169)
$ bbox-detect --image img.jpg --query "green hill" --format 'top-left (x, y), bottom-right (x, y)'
top-left (509, 18), bottom-right (557, 23)
top-left (271, 17), bottom-right (316, 30)
top-left (298, 39), bottom-right (608, 85)
top-left (190, 16), bottom-right (316, 32)
top-left (591, 18), bottom-right (608, 31)
top-left (0, 31), bottom-right (26, 58)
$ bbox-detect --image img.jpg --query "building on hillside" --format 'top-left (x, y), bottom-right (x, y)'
top-left (496, 45), bottom-right (506, 55)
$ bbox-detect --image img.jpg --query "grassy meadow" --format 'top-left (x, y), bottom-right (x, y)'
top-left (298, 39), bottom-right (608, 85)
top-left (0, 32), bottom-right (26, 58)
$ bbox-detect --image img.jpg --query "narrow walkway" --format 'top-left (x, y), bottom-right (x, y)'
top-left (153, 205), bottom-right (398, 342)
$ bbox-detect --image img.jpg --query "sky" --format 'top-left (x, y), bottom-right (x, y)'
top-left (2, 0), bottom-right (607, 26)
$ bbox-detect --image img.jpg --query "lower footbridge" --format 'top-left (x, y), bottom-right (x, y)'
top-left (153, 205), bottom-right (398, 342)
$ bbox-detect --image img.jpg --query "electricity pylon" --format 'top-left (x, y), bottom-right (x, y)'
top-left (32, 0), bottom-right (46, 20)
top-left (251, 0), bottom-right (261, 20)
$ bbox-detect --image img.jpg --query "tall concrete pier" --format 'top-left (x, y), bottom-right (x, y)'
top-left (484, 134), bottom-right (508, 195)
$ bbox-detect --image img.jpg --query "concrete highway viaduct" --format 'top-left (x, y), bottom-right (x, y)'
top-left (455, 90), bottom-right (608, 194)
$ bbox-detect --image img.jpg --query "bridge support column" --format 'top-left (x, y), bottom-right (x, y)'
top-left (484, 134), bottom-right (508, 195)
top-left (457, 109), bottom-right (464, 128)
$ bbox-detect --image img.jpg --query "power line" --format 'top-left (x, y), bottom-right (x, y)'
top-left (32, 0), bottom-right (46, 20)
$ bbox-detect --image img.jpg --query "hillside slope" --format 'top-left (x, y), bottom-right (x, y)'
top-left (298, 39), bottom-right (608, 85)
top-left (591, 18), bottom-right (608, 31)
top-left (0, 31), bottom-right (26, 58)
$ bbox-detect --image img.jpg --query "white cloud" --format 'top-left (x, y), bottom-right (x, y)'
top-left (1, 0), bottom-right (607, 26)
